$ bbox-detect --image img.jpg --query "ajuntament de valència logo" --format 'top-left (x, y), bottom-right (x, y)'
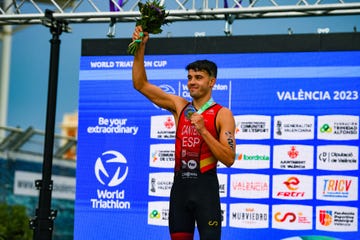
top-left (95, 150), bottom-right (129, 187)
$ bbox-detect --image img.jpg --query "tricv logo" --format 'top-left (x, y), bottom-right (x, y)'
top-left (94, 150), bottom-right (129, 187)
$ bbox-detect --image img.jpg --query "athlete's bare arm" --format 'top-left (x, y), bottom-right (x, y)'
top-left (132, 26), bottom-right (187, 120)
top-left (191, 107), bottom-right (236, 167)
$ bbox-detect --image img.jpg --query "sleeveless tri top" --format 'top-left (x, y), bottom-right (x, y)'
top-left (175, 103), bottom-right (222, 173)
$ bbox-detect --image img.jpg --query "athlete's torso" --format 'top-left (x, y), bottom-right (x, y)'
top-left (175, 103), bottom-right (222, 174)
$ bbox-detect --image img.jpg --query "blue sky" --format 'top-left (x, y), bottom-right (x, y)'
top-left (5, 14), bottom-right (360, 133)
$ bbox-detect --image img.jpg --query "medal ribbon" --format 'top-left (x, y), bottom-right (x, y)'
top-left (185, 98), bottom-right (215, 119)
top-left (196, 97), bottom-right (215, 114)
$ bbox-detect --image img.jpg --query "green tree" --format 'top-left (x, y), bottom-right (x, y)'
top-left (0, 203), bottom-right (32, 240)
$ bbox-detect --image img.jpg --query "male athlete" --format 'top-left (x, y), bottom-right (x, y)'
top-left (131, 26), bottom-right (236, 240)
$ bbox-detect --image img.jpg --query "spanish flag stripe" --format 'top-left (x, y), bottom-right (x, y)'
top-left (200, 156), bottom-right (217, 172)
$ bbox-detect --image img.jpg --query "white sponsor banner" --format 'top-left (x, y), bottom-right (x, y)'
top-left (14, 170), bottom-right (75, 200)
top-left (149, 144), bottom-right (175, 168)
top-left (221, 203), bottom-right (227, 227)
top-left (273, 144), bottom-right (314, 170)
top-left (274, 115), bottom-right (314, 140)
top-left (230, 174), bottom-right (269, 199)
top-left (234, 115), bottom-right (271, 140)
top-left (316, 206), bottom-right (358, 232)
top-left (272, 174), bottom-right (313, 200)
top-left (317, 145), bottom-right (359, 171)
top-left (150, 115), bottom-right (176, 139)
top-left (229, 203), bottom-right (269, 229)
top-left (317, 115), bottom-right (359, 140)
top-left (217, 161), bottom-right (227, 169)
top-left (272, 204), bottom-right (313, 230)
top-left (233, 144), bottom-right (270, 169)
top-left (218, 173), bottom-right (228, 198)
top-left (316, 175), bottom-right (358, 201)
top-left (148, 172), bottom-right (174, 197)
top-left (148, 201), bottom-right (169, 226)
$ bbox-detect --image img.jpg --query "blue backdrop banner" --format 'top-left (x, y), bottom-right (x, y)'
top-left (75, 49), bottom-right (360, 240)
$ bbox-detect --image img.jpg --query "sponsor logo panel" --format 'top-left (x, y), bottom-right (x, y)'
top-left (272, 204), bottom-right (313, 230)
top-left (148, 199), bottom-right (227, 228)
top-left (229, 203), bottom-right (269, 229)
top-left (149, 144), bottom-right (175, 168)
top-left (234, 115), bottom-right (271, 140)
top-left (150, 115), bottom-right (176, 139)
top-left (148, 201), bottom-right (169, 226)
top-left (274, 115), bottom-right (314, 140)
top-left (273, 144), bottom-right (314, 170)
top-left (316, 175), bottom-right (358, 201)
top-left (317, 115), bottom-right (359, 140)
top-left (316, 206), bottom-right (358, 232)
top-left (221, 203), bottom-right (227, 227)
top-left (230, 174), bottom-right (269, 199)
top-left (149, 172), bottom-right (174, 197)
top-left (272, 174), bottom-right (313, 200)
top-left (217, 173), bottom-right (228, 198)
top-left (234, 144), bottom-right (270, 169)
top-left (317, 145), bottom-right (359, 171)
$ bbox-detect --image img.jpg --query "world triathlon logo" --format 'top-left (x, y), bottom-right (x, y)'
top-left (94, 150), bottom-right (129, 187)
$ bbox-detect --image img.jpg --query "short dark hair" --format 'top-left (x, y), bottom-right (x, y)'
top-left (185, 60), bottom-right (217, 78)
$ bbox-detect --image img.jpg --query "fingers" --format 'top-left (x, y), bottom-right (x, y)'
top-left (132, 26), bottom-right (149, 41)
top-left (190, 113), bottom-right (204, 128)
top-left (132, 29), bottom-right (141, 41)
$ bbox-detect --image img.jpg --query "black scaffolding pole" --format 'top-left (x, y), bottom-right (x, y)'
top-left (29, 10), bottom-right (70, 240)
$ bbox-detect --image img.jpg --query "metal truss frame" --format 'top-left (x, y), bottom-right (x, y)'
top-left (0, 0), bottom-right (360, 26)
top-left (0, 126), bottom-right (77, 160)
